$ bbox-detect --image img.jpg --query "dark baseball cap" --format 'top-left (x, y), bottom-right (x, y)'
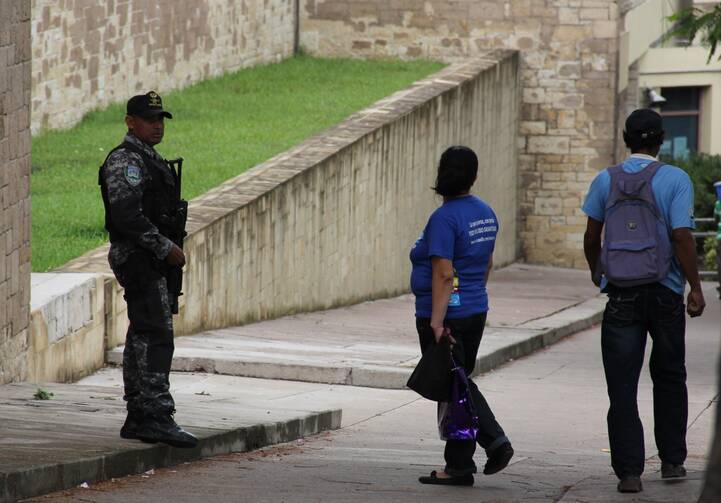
top-left (624, 108), bottom-right (663, 140)
top-left (126, 91), bottom-right (173, 119)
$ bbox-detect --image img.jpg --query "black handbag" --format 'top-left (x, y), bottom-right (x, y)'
top-left (406, 337), bottom-right (454, 402)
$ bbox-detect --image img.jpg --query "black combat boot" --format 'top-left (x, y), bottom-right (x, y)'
top-left (136, 414), bottom-right (198, 448)
top-left (120, 410), bottom-right (144, 440)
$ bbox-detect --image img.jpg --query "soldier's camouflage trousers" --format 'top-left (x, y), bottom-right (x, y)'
top-left (121, 275), bottom-right (176, 418)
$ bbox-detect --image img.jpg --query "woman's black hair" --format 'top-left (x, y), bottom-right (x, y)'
top-left (433, 146), bottom-right (478, 197)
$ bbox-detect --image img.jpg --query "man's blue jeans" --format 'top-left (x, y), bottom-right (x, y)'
top-left (601, 282), bottom-right (688, 479)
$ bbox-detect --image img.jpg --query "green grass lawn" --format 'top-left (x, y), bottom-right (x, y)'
top-left (31, 55), bottom-right (444, 271)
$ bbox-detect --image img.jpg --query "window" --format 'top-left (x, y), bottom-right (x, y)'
top-left (658, 87), bottom-right (700, 159)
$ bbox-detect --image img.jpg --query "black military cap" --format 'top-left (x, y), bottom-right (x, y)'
top-left (126, 91), bottom-right (173, 119)
top-left (625, 108), bottom-right (663, 140)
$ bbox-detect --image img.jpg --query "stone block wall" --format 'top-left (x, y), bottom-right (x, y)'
top-left (62, 52), bottom-right (520, 338)
top-left (617, 61), bottom-right (641, 161)
top-left (300, 0), bottom-right (621, 268)
top-left (31, 0), bottom-right (295, 132)
top-left (0, 0), bottom-right (32, 384)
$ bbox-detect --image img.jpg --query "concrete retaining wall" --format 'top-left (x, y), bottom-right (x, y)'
top-left (30, 0), bottom-right (295, 133)
top-left (176, 51), bottom-right (520, 333)
top-left (28, 274), bottom-right (106, 382)
top-left (58, 52), bottom-right (519, 366)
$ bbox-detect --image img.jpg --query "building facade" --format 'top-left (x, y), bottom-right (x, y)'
top-left (634, 0), bottom-right (721, 158)
top-left (300, 0), bottom-right (687, 267)
top-left (27, 0), bottom-right (707, 269)
top-left (0, 0), bottom-right (32, 383)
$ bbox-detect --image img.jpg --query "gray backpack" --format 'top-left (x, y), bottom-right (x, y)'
top-left (600, 161), bottom-right (672, 287)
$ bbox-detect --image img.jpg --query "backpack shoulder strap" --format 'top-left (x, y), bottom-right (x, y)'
top-left (607, 163), bottom-right (624, 177)
top-left (640, 160), bottom-right (665, 179)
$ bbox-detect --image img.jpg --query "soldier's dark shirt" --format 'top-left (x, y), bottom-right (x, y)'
top-left (102, 133), bottom-right (174, 269)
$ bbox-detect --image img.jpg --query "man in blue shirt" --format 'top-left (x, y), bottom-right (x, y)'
top-left (582, 109), bottom-right (705, 494)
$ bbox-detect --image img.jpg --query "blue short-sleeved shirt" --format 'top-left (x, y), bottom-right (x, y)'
top-left (410, 195), bottom-right (498, 318)
top-left (581, 155), bottom-right (695, 294)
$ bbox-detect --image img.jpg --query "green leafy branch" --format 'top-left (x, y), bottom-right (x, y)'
top-left (667, 5), bottom-right (721, 62)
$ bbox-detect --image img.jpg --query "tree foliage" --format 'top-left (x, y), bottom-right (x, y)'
top-left (662, 153), bottom-right (721, 217)
top-left (668, 5), bottom-right (721, 62)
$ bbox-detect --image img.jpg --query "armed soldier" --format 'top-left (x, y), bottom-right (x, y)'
top-left (99, 91), bottom-right (196, 448)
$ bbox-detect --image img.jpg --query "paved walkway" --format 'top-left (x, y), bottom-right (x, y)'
top-left (27, 282), bottom-right (721, 502)
top-left (107, 264), bottom-right (605, 388)
top-left (2, 264), bottom-right (605, 501)
top-left (0, 379), bottom-right (340, 503)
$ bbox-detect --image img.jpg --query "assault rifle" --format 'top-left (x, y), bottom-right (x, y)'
top-left (165, 157), bottom-right (187, 314)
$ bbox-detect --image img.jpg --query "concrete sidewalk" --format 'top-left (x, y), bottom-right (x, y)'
top-left (107, 264), bottom-right (606, 388)
top-left (26, 282), bottom-right (721, 503)
top-left (2, 264), bottom-right (604, 502)
top-left (0, 380), bottom-right (340, 503)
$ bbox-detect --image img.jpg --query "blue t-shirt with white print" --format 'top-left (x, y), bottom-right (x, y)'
top-left (582, 155), bottom-right (695, 294)
top-left (410, 195), bottom-right (498, 318)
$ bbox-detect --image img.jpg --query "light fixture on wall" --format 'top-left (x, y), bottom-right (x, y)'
top-left (645, 88), bottom-right (667, 106)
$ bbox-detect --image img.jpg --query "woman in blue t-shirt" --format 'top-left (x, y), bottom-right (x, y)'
top-left (411, 146), bottom-right (513, 486)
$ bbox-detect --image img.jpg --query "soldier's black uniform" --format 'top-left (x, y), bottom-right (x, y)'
top-left (99, 92), bottom-right (196, 448)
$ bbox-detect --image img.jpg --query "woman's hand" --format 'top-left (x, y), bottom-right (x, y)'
top-left (432, 325), bottom-right (456, 344)
top-left (432, 325), bottom-right (445, 343)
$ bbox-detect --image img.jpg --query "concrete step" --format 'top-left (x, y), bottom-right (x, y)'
top-left (0, 382), bottom-right (341, 503)
top-left (107, 296), bottom-right (606, 388)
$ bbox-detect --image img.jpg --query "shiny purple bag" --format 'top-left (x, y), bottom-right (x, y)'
top-left (437, 356), bottom-right (479, 441)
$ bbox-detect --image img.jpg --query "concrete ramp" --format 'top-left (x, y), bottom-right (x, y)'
top-left (107, 264), bottom-right (606, 388)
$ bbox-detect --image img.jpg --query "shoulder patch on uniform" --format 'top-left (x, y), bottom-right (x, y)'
top-left (125, 165), bottom-right (142, 186)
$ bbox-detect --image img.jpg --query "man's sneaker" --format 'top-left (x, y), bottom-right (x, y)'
top-left (661, 463), bottom-right (687, 479)
top-left (483, 442), bottom-right (514, 475)
top-left (617, 476), bottom-right (643, 493)
top-left (120, 411), bottom-right (143, 440)
top-left (136, 415), bottom-right (198, 448)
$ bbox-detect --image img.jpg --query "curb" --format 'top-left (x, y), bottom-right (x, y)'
top-left (0, 409), bottom-right (341, 503)
top-left (473, 296), bottom-right (606, 375)
top-left (107, 297), bottom-right (606, 390)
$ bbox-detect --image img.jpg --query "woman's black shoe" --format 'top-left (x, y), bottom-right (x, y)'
top-left (419, 470), bottom-right (474, 486)
top-left (484, 442), bottom-right (514, 475)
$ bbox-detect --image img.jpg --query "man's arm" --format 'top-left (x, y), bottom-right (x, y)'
top-left (103, 151), bottom-right (183, 265)
top-left (583, 217), bottom-right (604, 286)
top-left (672, 227), bottom-right (705, 317)
top-left (486, 255), bottom-right (494, 284)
